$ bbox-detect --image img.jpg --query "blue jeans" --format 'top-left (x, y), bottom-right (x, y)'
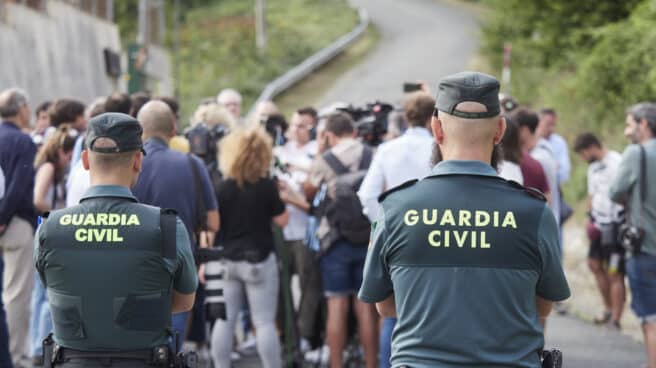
top-left (627, 253), bottom-right (656, 323)
top-left (30, 273), bottom-right (52, 356)
top-left (171, 312), bottom-right (189, 352)
top-left (379, 318), bottom-right (396, 368)
top-left (319, 240), bottom-right (367, 296)
top-left (0, 257), bottom-right (13, 367)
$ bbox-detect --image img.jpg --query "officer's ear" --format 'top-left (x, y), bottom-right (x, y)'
top-left (81, 150), bottom-right (90, 171)
top-left (431, 116), bottom-right (444, 144)
top-left (133, 151), bottom-right (143, 173)
top-left (493, 116), bottom-right (507, 145)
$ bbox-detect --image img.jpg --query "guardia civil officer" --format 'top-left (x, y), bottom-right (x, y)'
top-left (35, 113), bottom-right (198, 367)
top-left (358, 72), bottom-right (571, 368)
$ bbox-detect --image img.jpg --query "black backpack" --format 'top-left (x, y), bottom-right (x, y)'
top-left (322, 146), bottom-right (373, 248)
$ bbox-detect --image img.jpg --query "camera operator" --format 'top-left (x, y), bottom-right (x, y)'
top-left (303, 112), bottom-right (378, 368)
top-left (574, 133), bottom-right (625, 329)
top-left (273, 109), bottom-right (322, 352)
top-left (207, 128), bottom-right (288, 368)
top-left (610, 102), bottom-right (656, 368)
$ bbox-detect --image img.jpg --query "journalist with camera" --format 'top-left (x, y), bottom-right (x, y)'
top-left (610, 102), bottom-right (656, 368)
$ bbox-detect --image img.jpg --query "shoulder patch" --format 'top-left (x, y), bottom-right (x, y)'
top-left (377, 179), bottom-right (418, 203)
top-left (505, 180), bottom-right (547, 202)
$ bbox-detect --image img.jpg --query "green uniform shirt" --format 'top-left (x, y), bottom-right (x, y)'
top-left (609, 139), bottom-right (656, 255)
top-left (359, 160), bottom-right (570, 368)
top-left (35, 185), bottom-right (198, 350)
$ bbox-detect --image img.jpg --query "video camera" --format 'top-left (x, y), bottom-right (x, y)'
top-left (261, 114), bottom-right (288, 147)
top-left (194, 248), bottom-right (228, 321)
top-left (185, 123), bottom-right (229, 169)
top-left (338, 101), bottom-right (394, 146)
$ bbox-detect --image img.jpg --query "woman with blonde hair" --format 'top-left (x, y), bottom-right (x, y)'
top-left (191, 102), bottom-right (236, 130)
top-left (206, 128), bottom-right (288, 368)
top-left (30, 126), bottom-right (77, 362)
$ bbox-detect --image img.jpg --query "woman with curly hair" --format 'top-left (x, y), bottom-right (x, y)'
top-left (207, 128), bottom-right (288, 368)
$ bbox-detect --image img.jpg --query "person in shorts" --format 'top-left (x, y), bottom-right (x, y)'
top-left (575, 132), bottom-right (626, 329)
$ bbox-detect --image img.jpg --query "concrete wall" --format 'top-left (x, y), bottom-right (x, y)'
top-left (0, 1), bottom-right (122, 106)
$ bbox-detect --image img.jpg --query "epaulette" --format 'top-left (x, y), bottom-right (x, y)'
top-left (377, 179), bottom-right (418, 203)
top-left (505, 180), bottom-right (547, 202)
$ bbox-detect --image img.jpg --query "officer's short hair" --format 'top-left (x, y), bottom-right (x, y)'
top-left (0, 88), bottom-right (28, 118)
top-left (627, 102), bottom-right (656, 135)
top-left (89, 137), bottom-right (138, 168)
top-left (573, 133), bottom-right (602, 153)
top-left (403, 91), bottom-right (435, 127)
top-left (49, 99), bottom-right (85, 127)
top-left (324, 112), bottom-right (354, 137)
top-left (511, 107), bottom-right (539, 134)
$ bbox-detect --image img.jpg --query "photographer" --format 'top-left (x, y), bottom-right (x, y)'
top-left (574, 133), bottom-right (625, 329)
top-left (208, 128), bottom-right (288, 368)
top-left (610, 102), bottom-right (656, 368)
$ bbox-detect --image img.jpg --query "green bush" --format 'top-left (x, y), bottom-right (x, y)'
top-left (480, 0), bottom-right (655, 202)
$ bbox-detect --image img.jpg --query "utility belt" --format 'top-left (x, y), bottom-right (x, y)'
top-left (42, 334), bottom-right (197, 368)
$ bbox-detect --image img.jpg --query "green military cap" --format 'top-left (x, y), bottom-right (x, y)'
top-left (435, 71), bottom-right (501, 119)
top-left (85, 112), bottom-right (145, 154)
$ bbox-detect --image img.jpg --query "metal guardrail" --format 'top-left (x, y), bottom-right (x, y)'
top-left (247, 7), bottom-right (369, 119)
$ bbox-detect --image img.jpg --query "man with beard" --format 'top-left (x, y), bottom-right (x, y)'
top-left (574, 133), bottom-right (625, 329)
top-left (359, 72), bottom-right (570, 368)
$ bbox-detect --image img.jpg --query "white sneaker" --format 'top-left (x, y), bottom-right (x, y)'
top-left (237, 333), bottom-right (257, 356)
top-left (304, 345), bottom-right (329, 364)
top-left (231, 351), bottom-right (242, 361)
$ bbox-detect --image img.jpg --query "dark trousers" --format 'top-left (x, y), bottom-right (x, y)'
top-left (278, 240), bottom-right (323, 340)
top-left (0, 257), bottom-right (12, 368)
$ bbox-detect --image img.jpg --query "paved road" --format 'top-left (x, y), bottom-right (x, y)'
top-left (545, 314), bottom-right (645, 367)
top-left (232, 0), bottom-right (647, 366)
top-left (319, 0), bottom-right (479, 106)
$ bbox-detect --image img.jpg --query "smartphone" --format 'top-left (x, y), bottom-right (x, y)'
top-left (403, 82), bottom-right (422, 93)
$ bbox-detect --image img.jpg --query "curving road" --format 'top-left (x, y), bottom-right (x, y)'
top-left (319, 0), bottom-right (479, 106)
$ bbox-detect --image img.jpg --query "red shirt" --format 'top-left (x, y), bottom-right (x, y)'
top-left (520, 152), bottom-right (550, 195)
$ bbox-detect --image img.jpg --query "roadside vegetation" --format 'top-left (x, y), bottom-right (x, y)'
top-left (480, 0), bottom-right (653, 202)
top-left (115, 0), bottom-right (359, 123)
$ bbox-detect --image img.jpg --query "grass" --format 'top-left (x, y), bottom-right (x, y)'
top-left (176, 0), bottom-right (359, 125)
top-left (273, 24), bottom-right (380, 117)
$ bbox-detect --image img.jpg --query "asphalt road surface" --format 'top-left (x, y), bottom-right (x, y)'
top-left (234, 0), bottom-right (646, 366)
top-left (319, 0), bottom-right (479, 107)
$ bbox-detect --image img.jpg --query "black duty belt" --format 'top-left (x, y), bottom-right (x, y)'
top-left (53, 345), bottom-right (170, 366)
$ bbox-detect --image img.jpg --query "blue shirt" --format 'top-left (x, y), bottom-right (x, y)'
top-left (359, 160), bottom-right (570, 368)
top-left (132, 137), bottom-right (218, 243)
top-left (0, 121), bottom-right (37, 226)
top-left (546, 133), bottom-right (571, 184)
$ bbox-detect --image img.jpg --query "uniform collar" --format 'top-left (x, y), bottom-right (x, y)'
top-left (80, 185), bottom-right (138, 202)
top-left (431, 160), bottom-right (498, 177)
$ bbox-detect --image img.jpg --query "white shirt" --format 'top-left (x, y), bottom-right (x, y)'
top-left (588, 150), bottom-right (623, 223)
top-left (66, 161), bottom-right (90, 208)
top-left (531, 138), bottom-right (560, 226)
top-left (358, 127), bottom-right (434, 221)
top-left (498, 160), bottom-right (524, 184)
top-left (274, 140), bottom-right (317, 241)
top-left (546, 133), bottom-right (571, 184)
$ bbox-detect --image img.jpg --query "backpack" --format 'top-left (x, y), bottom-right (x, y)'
top-left (321, 146), bottom-right (373, 248)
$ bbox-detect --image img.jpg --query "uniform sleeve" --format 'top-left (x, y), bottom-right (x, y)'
top-left (173, 218), bottom-right (199, 294)
top-left (193, 156), bottom-right (218, 211)
top-left (358, 209), bottom-right (394, 303)
top-left (357, 152), bottom-right (385, 222)
top-left (609, 145), bottom-right (639, 204)
top-left (535, 205), bottom-right (570, 301)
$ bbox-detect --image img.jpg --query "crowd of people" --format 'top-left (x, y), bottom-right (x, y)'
top-left (0, 78), bottom-right (655, 368)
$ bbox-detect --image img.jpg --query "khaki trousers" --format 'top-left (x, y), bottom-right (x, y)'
top-left (0, 216), bottom-right (35, 361)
